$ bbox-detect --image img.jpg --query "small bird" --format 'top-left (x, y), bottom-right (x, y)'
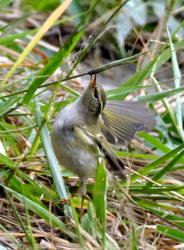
top-left (51, 75), bottom-right (155, 195)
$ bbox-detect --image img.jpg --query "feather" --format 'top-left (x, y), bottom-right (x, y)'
top-left (94, 135), bottom-right (125, 178)
top-left (83, 127), bottom-right (125, 178)
top-left (101, 101), bottom-right (155, 145)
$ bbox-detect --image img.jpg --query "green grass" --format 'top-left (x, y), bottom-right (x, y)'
top-left (0, 0), bottom-right (184, 249)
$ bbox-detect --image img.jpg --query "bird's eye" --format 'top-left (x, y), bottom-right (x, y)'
top-left (94, 87), bottom-right (99, 99)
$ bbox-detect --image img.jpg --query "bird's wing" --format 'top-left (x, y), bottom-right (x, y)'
top-left (83, 127), bottom-right (125, 178)
top-left (101, 101), bottom-right (155, 145)
top-left (74, 126), bottom-right (100, 154)
top-left (95, 135), bottom-right (125, 178)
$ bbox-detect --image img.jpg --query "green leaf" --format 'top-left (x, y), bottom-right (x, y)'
top-left (34, 98), bottom-right (72, 217)
top-left (138, 133), bottom-right (170, 153)
top-left (167, 26), bottom-right (184, 140)
top-left (156, 39), bottom-right (184, 71)
top-left (117, 151), bottom-right (158, 160)
top-left (0, 152), bottom-right (15, 169)
top-left (107, 84), bottom-right (153, 101)
top-left (131, 143), bottom-right (184, 182)
top-left (157, 225), bottom-right (184, 242)
top-left (93, 159), bottom-right (107, 246)
top-left (0, 96), bottom-right (21, 116)
top-left (23, 0), bottom-right (99, 104)
top-left (9, 176), bottom-right (48, 208)
top-left (136, 86), bottom-right (184, 103)
top-left (131, 223), bottom-right (138, 250)
top-left (2, 184), bottom-right (73, 238)
top-left (149, 149), bottom-right (184, 184)
top-left (116, 57), bottom-right (157, 100)
top-left (67, 1), bottom-right (128, 77)
top-left (68, 192), bottom-right (84, 247)
top-left (89, 51), bottom-right (149, 76)
top-left (23, 27), bottom-right (84, 103)
top-left (6, 191), bottom-right (36, 248)
top-left (0, 15), bottom-right (82, 44)
top-left (0, 29), bottom-right (37, 44)
top-left (136, 199), bottom-right (184, 228)
top-left (0, 0), bottom-right (12, 9)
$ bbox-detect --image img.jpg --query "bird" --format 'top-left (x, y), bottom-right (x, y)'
top-left (51, 75), bottom-right (155, 196)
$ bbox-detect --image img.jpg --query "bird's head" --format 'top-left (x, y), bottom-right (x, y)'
top-left (81, 75), bottom-right (106, 117)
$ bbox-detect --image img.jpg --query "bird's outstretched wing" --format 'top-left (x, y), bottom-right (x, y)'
top-left (101, 101), bottom-right (155, 145)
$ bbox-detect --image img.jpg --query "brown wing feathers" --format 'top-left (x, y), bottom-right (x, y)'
top-left (102, 101), bottom-right (155, 145)
top-left (94, 136), bottom-right (125, 178)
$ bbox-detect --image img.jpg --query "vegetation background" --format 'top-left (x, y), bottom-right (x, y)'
top-left (0, 0), bottom-right (184, 249)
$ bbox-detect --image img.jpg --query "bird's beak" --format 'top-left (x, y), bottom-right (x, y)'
top-left (90, 75), bottom-right (96, 88)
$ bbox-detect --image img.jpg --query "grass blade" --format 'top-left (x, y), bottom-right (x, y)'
top-left (157, 225), bottom-right (184, 242)
top-left (107, 84), bottom-right (154, 101)
top-left (68, 193), bottom-right (84, 247)
top-left (0, 0), bottom-right (12, 9)
top-left (167, 26), bottom-right (184, 141)
top-left (93, 158), bottom-right (107, 247)
top-left (136, 86), bottom-right (184, 103)
top-left (0, 0), bottom-right (72, 88)
top-left (1, 184), bottom-right (73, 238)
top-left (6, 191), bottom-right (36, 248)
top-left (118, 57), bottom-right (158, 100)
top-left (23, 27), bottom-right (84, 103)
top-left (149, 149), bottom-right (184, 185)
top-left (131, 223), bottom-right (138, 250)
top-left (130, 143), bottom-right (184, 182)
top-left (138, 133), bottom-right (170, 153)
top-left (34, 98), bottom-right (72, 217)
